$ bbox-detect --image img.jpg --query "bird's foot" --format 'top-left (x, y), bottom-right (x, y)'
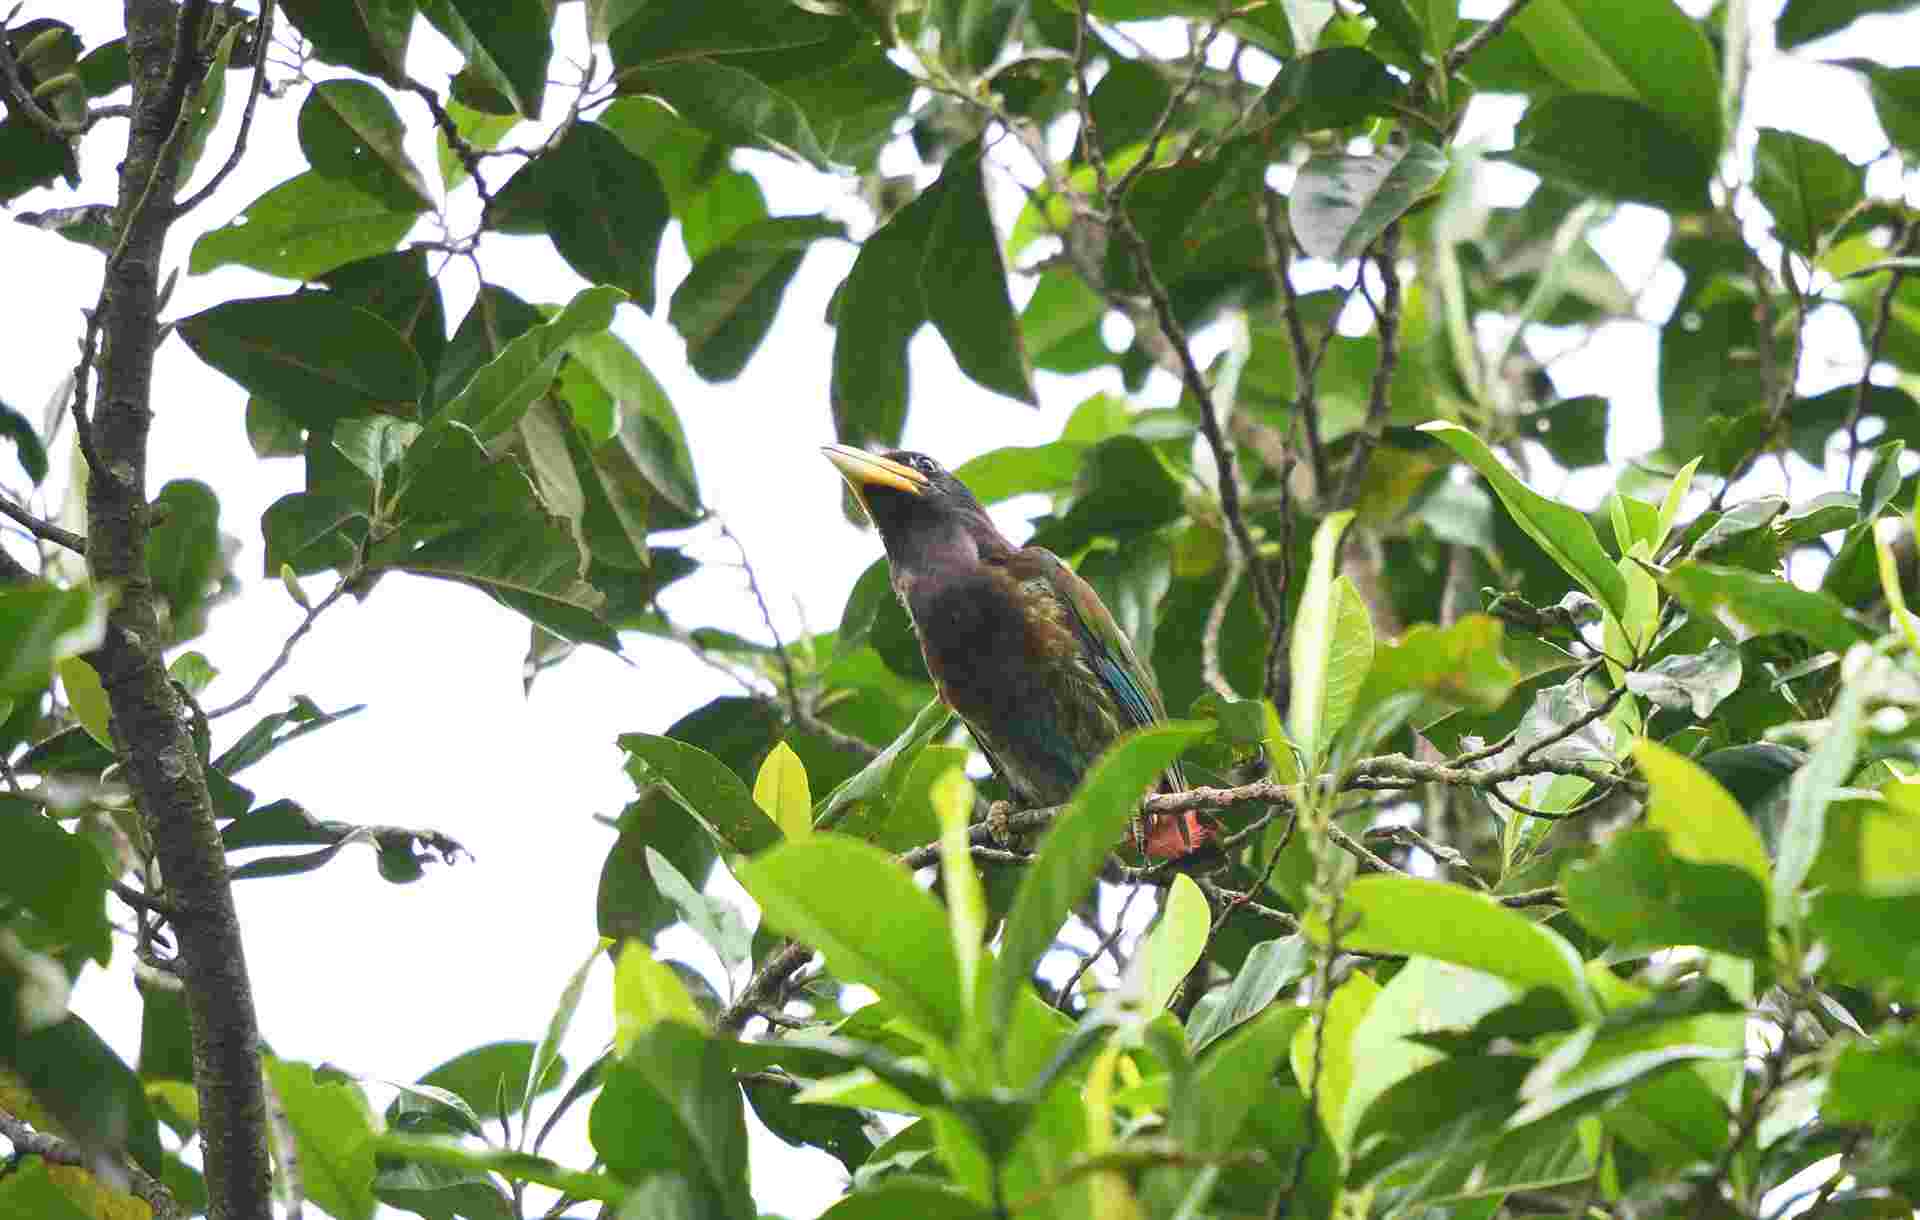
top-left (987, 799), bottom-right (1016, 848)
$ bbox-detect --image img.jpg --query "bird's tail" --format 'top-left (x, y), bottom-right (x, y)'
top-left (1141, 810), bottom-right (1217, 861)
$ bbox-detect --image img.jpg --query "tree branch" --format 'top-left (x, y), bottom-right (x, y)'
top-left (85, 6), bottom-right (275, 1219)
top-left (1445, 0), bottom-right (1541, 73)
top-left (0, 1106), bottom-right (185, 1220)
top-left (1335, 224), bottom-right (1403, 508)
top-left (0, 496), bottom-right (85, 554)
top-left (1844, 220), bottom-right (1917, 488)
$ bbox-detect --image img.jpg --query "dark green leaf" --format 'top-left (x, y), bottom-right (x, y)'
top-left (490, 124), bottom-right (669, 309)
top-left (923, 142), bottom-right (1036, 405)
top-left (441, 285), bottom-right (625, 440)
top-left (619, 733), bottom-right (782, 856)
top-left (1752, 128), bottom-right (1863, 255)
top-left (6, 1013), bottom-right (162, 1177)
top-left (1835, 60), bottom-right (1920, 156)
top-left (261, 492), bottom-right (365, 576)
top-left (818, 1181), bottom-right (994, 1218)
top-left (589, 1028), bottom-right (751, 1214)
top-left (1509, 0), bottom-right (1721, 156)
top-left (440, 0), bottom-right (552, 118)
top-left (299, 78), bottom-right (433, 211)
top-left (320, 249), bottom-right (448, 376)
top-left (1778, 0), bottom-right (1920, 49)
top-left (1506, 95), bottom-right (1713, 213)
top-left (1657, 561), bottom-right (1870, 655)
top-left (624, 60), bottom-right (831, 168)
top-left (1186, 935), bottom-right (1311, 1053)
top-left (189, 172), bottom-right (422, 280)
top-left (0, 795), bottom-right (111, 964)
top-left (0, 584), bottom-right (103, 697)
top-left (1261, 47), bottom-right (1411, 134)
top-left (416, 1041), bottom-right (564, 1121)
top-left (177, 294), bottom-right (424, 429)
top-left (669, 217), bottom-right (842, 381)
top-left (0, 401), bottom-right (47, 484)
top-left (563, 330), bottom-right (703, 524)
top-left (278, 0), bottom-right (412, 82)
top-left (1562, 828), bottom-right (1770, 960)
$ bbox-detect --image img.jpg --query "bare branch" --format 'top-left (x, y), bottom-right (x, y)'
top-left (1335, 223), bottom-right (1403, 508)
top-left (1445, 0), bottom-right (1542, 74)
top-left (0, 495), bottom-right (85, 554)
top-left (206, 573), bottom-right (353, 719)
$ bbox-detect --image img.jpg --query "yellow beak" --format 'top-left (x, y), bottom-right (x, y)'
top-left (821, 444), bottom-right (928, 513)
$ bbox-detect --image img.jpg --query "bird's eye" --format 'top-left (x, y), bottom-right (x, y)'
top-left (913, 456), bottom-right (935, 474)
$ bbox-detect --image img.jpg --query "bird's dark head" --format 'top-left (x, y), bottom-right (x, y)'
top-left (821, 444), bottom-right (998, 562)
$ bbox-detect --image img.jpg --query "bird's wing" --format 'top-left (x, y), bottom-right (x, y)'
top-left (1022, 546), bottom-right (1170, 731)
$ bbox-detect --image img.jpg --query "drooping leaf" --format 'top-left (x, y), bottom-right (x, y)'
top-left (177, 294), bottom-right (424, 428)
top-left (669, 216), bottom-right (842, 381)
top-left (1752, 128), bottom-right (1864, 255)
top-left (489, 125), bottom-right (668, 309)
top-left (1137, 874), bottom-right (1209, 1014)
top-left (1506, 95), bottom-right (1714, 213)
top-left (441, 286), bottom-right (625, 440)
top-left (188, 172), bottom-right (423, 281)
top-left (299, 78), bottom-right (434, 211)
top-left (1290, 142), bottom-right (1449, 262)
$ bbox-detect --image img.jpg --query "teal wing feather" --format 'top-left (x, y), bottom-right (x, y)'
top-left (1024, 548), bottom-right (1182, 789)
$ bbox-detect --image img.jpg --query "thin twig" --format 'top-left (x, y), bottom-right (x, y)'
top-left (1335, 224), bottom-right (1402, 508)
top-left (407, 76), bottom-right (493, 207)
top-left (173, 0), bottom-right (277, 216)
top-left (1259, 191), bottom-right (1329, 496)
top-left (1844, 220), bottom-right (1917, 488)
top-left (1201, 546), bottom-right (1243, 699)
top-left (1109, 3), bottom-right (1233, 202)
top-left (205, 574), bottom-right (353, 719)
top-left (0, 496), bottom-right (85, 553)
top-left (1055, 883), bottom-right (1146, 1008)
top-left (1445, 0), bottom-right (1542, 73)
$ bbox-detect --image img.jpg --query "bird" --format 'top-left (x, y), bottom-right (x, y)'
top-left (822, 443), bottom-right (1215, 861)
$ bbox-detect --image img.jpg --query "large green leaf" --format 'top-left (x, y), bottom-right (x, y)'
top-left (0, 795), bottom-right (111, 964)
top-left (1777, 0), bottom-right (1920, 48)
top-left (1305, 875), bottom-right (1597, 1018)
top-left (1289, 510), bottom-right (1360, 765)
top-left (1776, 675), bottom-right (1866, 909)
top-left (490, 125), bottom-right (669, 310)
top-left (829, 171), bottom-right (941, 446)
top-left (441, 286), bottom-right (625, 440)
top-left (1506, 94), bottom-right (1714, 213)
top-left (1563, 829), bottom-right (1769, 960)
top-left (1835, 59), bottom-right (1920, 157)
top-left (299, 79), bottom-right (434, 211)
top-left (991, 722), bottom-right (1213, 1046)
top-left (922, 144), bottom-right (1036, 405)
top-left (1753, 128), bottom-right (1864, 255)
top-left (268, 1058), bottom-right (379, 1220)
top-left (0, 584), bottom-right (103, 697)
top-left (1186, 935), bottom-right (1312, 1053)
top-left (1290, 142), bottom-right (1449, 262)
top-left (563, 331), bottom-right (702, 526)
top-left (618, 733), bottom-right (782, 857)
top-left (1509, 0), bottom-right (1720, 156)
top-left (188, 172), bottom-right (423, 281)
top-left (178, 294), bottom-right (424, 428)
top-left (1633, 740), bottom-right (1772, 887)
top-left (1138, 874), bottom-right (1209, 1013)
top-left (1657, 561), bottom-right (1869, 655)
top-left (624, 60), bottom-right (831, 168)
top-left (1421, 422), bottom-right (1629, 622)
top-left (278, 0), bottom-right (412, 83)
top-left (440, 0), bottom-right (552, 118)
top-left (934, 0), bottom-right (1025, 75)
top-left (669, 216), bottom-right (843, 382)
top-left (739, 835), bottom-right (964, 1042)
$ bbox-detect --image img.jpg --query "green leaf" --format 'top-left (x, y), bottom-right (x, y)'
top-left (0, 1160), bottom-right (92, 1220)
top-left (613, 939), bottom-right (705, 1050)
top-left (1835, 60), bottom-right (1920, 157)
top-left (1420, 421), bottom-right (1630, 622)
top-left (490, 124), bottom-right (669, 309)
top-left (646, 847), bottom-right (751, 973)
top-left (55, 657), bottom-right (110, 749)
top-left (669, 217), bottom-right (841, 381)
top-left (812, 699), bottom-right (955, 839)
top-left (0, 400), bottom-right (47, 484)
top-left (1811, 888), bottom-right (1920, 994)
top-left (1826, 1026), bottom-right (1920, 1123)
top-left (1777, 671), bottom-right (1866, 909)
top-left (0, 795), bottom-right (111, 964)
top-left (1289, 142), bottom-right (1448, 262)
top-left (818, 1181), bottom-right (995, 1219)
top-left (753, 741), bottom-right (813, 840)
top-left (278, 0), bottom-right (412, 82)
top-left (1289, 510), bottom-right (1358, 764)
top-left (1261, 46), bottom-right (1411, 134)
top-left (147, 478), bottom-right (226, 643)
top-left (440, 0), bottom-right (552, 118)
top-left (176, 23), bottom-right (238, 189)
top-left (935, 0), bottom-right (1025, 75)
top-left (1138, 874), bottom-right (1209, 1013)
top-left (739, 834), bottom-right (965, 1042)
top-left (619, 732), bottom-right (782, 856)
top-left (1778, 0), bottom-right (1920, 49)
top-left (1633, 739), bottom-right (1772, 886)
top-left (268, 1058), bottom-right (379, 1220)
top-left (602, 1023), bottom-right (752, 1214)
top-left (830, 170), bottom-right (940, 446)
top-left (922, 143), bottom-right (1037, 406)
top-left (1307, 875), bottom-right (1597, 1018)
top-left (177, 294), bottom-right (424, 428)
top-left (1509, 0), bottom-right (1721, 156)
top-left (1186, 934), bottom-right (1311, 1053)
top-left (416, 1041), bottom-right (564, 1121)
top-left (442, 286), bottom-right (625, 440)
top-left (188, 172), bottom-right (422, 281)
top-left (563, 330), bottom-right (703, 524)
top-left (1656, 561), bottom-right (1869, 655)
top-left (992, 722), bottom-right (1213, 1044)
top-left (1356, 615), bottom-right (1520, 714)
top-left (1623, 641), bottom-right (1742, 718)
top-left (299, 79), bottom-right (434, 211)
top-left (1507, 94), bottom-right (1714, 213)
top-left (1563, 829), bottom-right (1770, 959)
top-left (373, 1135), bottom-right (626, 1205)
top-left (0, 584), bottom-right (104, 697)
top-left (626, 59), bottom-right (832, 168)
top-left (433, 99), bottom-right (518, 192)
top-left (1752, 128), bottom-right (1863, 255)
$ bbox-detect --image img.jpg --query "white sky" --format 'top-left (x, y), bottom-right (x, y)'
top-left (0, 2), bottom-right (1914, 1217)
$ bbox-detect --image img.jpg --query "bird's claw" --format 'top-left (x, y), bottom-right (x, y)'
top-left (987, 800), bottom-right (1015, 848)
